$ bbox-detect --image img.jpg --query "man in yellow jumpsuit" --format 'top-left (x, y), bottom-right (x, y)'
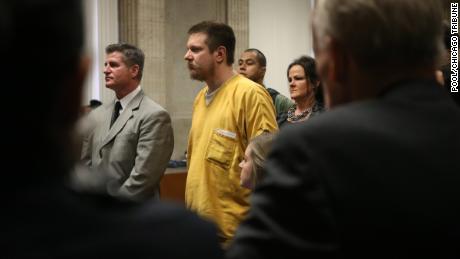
top-left (184, 21), bottom-right (278, 246)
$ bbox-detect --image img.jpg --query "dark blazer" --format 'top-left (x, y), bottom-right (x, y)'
top-left (5, 174), bottom-right (223, 258)
top-left (227, 80), bottom-right (460, 259)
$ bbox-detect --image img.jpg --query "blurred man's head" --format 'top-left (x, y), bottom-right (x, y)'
top-left (238, 49), bottom-right (266, 85)
top-left (3, 0), bottom-right (87, 129)
top-left (312, 0), bottom-right (443, 108)
top-left (2, 0), bottom-right (87, 171)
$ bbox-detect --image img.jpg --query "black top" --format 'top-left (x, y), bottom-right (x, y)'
top-left (228, 80), bottom-right (460, 259)
top-left (277, 101), bottom-right (324, 127)
top-left (5, 176), bottom-right (223, 258)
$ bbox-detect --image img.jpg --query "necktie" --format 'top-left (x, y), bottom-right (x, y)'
top-left (110, 101), bottom-right (122, 128)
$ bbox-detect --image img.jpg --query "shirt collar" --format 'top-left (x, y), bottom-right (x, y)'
top-left (116, 85), bottom-right (141, 111)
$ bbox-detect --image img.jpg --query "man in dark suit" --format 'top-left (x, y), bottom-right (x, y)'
top-left (227, 0), bottom-right (460, 258)
top-left (2, 0), bottom-right (222, 258)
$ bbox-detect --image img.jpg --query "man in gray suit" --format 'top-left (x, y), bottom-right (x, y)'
top-left (81, 43), bottom-right (174, 201)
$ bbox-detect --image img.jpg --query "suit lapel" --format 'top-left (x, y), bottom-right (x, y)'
top-left (100, 102), bottom-right (114, 136)
top-left (99, 90), bottom-right (145, 150)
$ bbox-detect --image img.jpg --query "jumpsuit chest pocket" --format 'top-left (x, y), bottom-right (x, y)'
top-left (205, 129), bottom-right (237, 170)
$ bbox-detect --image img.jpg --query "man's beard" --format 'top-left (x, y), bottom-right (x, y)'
top-left (189, 63), bottom-right (213, 82)
top-left (190, 70), bottom-right (206, 81)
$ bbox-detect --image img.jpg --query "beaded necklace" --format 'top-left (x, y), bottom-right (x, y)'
top-left (287, 106), bottom-right (312, 122)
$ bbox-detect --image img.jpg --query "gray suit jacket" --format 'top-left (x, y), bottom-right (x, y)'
top-left (81, 90), bottom-right (174, 201)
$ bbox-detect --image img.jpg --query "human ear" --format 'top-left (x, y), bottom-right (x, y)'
top-left (327, 39), bottom-right (348, 85)
top-left (215, 46), bottom-right (227, 64)
top-left (130, 64), bottom-right (140, 79)
top-left (317, 37), bottom-right (352, 108)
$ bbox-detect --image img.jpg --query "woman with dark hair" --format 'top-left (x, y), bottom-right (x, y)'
top-left (278, 55), bottom-right (324, 126)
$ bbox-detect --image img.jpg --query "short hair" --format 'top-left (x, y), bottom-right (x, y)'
top-left (250, 132), bottom-right (276, 188)
top-left (313, 0), bottom-right (443, 70)
top-left (106, 43), bottom-right (145, 80)
top-left (244, 48), bottom-right (267, 67)
top-left (89, 99), bottom-right (103, 109)
top-left (2, 0), bottom-right (83, 123)
top-left (287, 56), bottom-right (324, 104)
top-left (188, 21), bottom-right (236, 65)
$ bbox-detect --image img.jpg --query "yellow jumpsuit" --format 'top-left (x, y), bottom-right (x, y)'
top-left (186, 74), bottom-right (278, 245)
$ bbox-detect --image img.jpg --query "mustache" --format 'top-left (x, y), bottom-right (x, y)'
top-left (187, 63), bottom-right (198, 70)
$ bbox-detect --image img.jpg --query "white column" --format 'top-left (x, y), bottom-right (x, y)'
top-left (83, 0), bottom-right (119, 105)
top-left (227, 0), bottom-right (249, 70)
top-left (118, 0), bottom-right (167, 107)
